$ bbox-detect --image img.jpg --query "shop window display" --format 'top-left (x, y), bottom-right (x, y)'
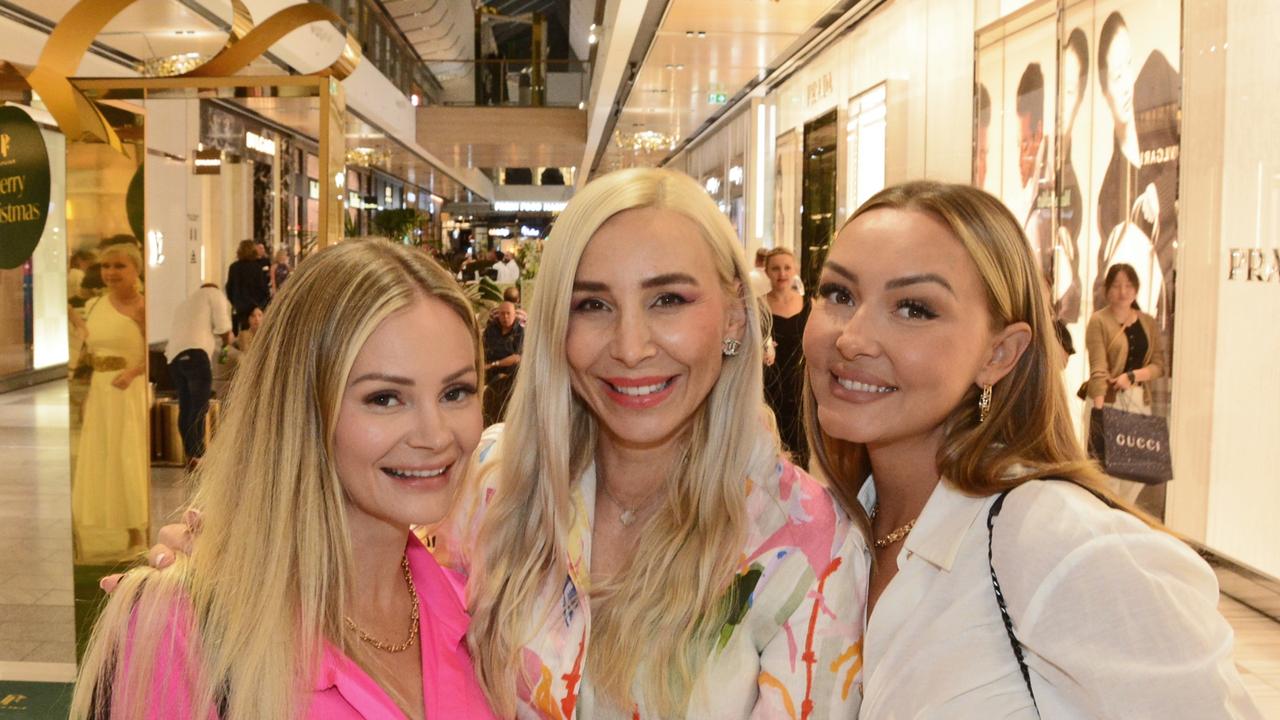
top-left (975, 0), bottom-right (1182, 514)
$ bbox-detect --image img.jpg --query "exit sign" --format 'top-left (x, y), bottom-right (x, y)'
top-left (708, 92), bottom-right (727, 104)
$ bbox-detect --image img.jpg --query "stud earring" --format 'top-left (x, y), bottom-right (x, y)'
top-left (721, 338), bottom-right (742, 357)
top-left (978, 384), bottom-right (993, 423)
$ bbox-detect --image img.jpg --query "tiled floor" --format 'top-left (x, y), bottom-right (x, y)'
top-left (1, 379), bottom-right (1279, 717)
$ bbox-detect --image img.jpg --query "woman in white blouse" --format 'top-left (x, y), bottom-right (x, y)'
top-left (802, 180), bottom-right (1260, 718)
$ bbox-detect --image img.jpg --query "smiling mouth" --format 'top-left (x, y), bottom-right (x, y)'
top-left (382, 466), bottom-right (450, 480)
top-left (835, 377), bottom-right (898, 394)
top-left (607, 378), bottom-right (674, 397)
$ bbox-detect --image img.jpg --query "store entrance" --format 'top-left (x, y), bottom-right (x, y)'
top-left (800, 110), bottom-right (838, 292)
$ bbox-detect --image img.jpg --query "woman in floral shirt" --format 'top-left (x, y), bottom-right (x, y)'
top-left (434, 168), bottom-right (868, 719)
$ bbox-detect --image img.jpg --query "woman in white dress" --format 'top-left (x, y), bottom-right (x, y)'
top-left (72, 239), bottom-right (149, 562)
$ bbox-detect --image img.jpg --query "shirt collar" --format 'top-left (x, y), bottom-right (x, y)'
top-left (858, 477), bottom-right (989, 572)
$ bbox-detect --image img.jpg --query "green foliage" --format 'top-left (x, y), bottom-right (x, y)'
top-left (372, 208), bottom-right (426, 245)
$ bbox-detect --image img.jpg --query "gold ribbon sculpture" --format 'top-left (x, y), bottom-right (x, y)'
top-left (4, 0), bottom-right (361, 150)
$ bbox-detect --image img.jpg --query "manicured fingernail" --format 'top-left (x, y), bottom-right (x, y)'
top-left (156, 553), bottom-right (167, 567)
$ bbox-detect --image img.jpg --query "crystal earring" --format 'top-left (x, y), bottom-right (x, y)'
top-left (721, 338), bottom-right (742, 357)
top-left (978, 384), bottom-right (993, 423)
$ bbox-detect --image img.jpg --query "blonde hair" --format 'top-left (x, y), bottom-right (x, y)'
top-left (71, 240), bottom-right (483, 720)
top-left (468, 168), bottom-right (777, 716)
top-left (804, 181), bottom-right (1115, 531)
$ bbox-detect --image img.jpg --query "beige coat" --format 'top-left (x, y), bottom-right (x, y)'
top-left (1085, 308), bottom-right (1165, 405)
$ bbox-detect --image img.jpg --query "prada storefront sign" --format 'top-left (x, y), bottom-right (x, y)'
top-left (1228, 248), bottom-right (1280, 283)
top-left (0, 106), bottom-right (51, 269)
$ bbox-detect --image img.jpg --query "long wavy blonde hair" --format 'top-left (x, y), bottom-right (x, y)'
top-left (71, 241), bottom-right (483, 720)
top-left (804, 181), bottom-right (1117, 532)
top-left (468, 168), bottom-right (777, 716)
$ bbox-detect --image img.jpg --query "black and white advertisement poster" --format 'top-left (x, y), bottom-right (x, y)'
top-left (976, 0), bottom-right (1181, 418)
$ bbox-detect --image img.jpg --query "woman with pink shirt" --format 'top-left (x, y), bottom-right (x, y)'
top-left (71, 241), bottom-right (496, 719)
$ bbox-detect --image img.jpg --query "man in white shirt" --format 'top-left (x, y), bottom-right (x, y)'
top-left (748, 248), bottom-right (771, 297)
top-left (494, 250), bottom-right (521, 284)
top-left (165, 284), bottom-right (233, 466)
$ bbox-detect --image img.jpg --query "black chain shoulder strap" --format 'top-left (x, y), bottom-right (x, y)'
top-left (987, 490), bottom-right (1041, 717)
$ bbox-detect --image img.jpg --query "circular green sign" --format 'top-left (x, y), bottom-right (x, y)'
top-left (0, 106), bottom-right (51, 269)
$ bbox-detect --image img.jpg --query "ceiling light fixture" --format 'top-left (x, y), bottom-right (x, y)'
top-left (140, 52), bottom-right (207, 77)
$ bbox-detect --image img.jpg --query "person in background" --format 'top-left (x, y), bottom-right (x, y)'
top-left (235, 305), bottom-right (265, 355)
top-left (71, 237), bottom-right (149, 560)
top-left (73, 241), bottom-right (496, 720)
top-left (761, 247), bottom-right (811, 467)
top-left (481, 300), bottom-right (523, 425)
top-left (166, 283), bottom-right (233, 471)
top-left (269, 248), bottom-right (291, 295)
top-left (493, 249), bottom-right (521, 284)
top-left (803, 181), bottom-right (1258, 718)
top-left (226, 240), bottom-right (270, 332)
top-left (501, 285), bottom-right (527, 326)
top-left (67, 249), bottom-right (97, 307)
top-left (1085, 262), bottom-right (1165, 503)
top-left (747, 247), bottom-right (771, 297)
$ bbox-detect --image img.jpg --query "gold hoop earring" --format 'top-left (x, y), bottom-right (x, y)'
top-left (978, 384), bottom-right (993, 423)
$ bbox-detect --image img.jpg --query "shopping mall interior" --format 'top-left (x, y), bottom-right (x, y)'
top-left (0, 0), bottom-right (1278, 716)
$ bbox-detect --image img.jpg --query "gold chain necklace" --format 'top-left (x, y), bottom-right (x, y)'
top-left (344, 555), bottom-right (419, 653)
top-left (599, 482), bottom-right (659, 528)
top-left (869, 506), bottom-right (918, 549)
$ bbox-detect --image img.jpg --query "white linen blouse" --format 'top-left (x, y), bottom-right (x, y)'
top-left (856, 478), bottom-right (1261, 719)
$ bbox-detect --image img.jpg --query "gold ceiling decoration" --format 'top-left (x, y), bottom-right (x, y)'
top-left (139, 52), bottom-right (210, 78)
top-left (346, 146), bottom-right (392, 167)
top-left (15, 0), bottom-right (362, 150)
top-left (615, 129), bottom-right (675, 153)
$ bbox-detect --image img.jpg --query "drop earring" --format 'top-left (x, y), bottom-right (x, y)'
top-left (721, 338), bottom-right (742, 357)
top-left (978, 384), bottom-right (993, 423)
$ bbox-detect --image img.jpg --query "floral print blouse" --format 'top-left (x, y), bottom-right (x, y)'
top-left (431, 424), bottom-right (867, 719)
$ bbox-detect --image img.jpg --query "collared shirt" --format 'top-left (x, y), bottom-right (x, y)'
top-left (165, 286), bottom-right (233, 363)
top-left (434, 424), bottom-right (867, 719)
top-left (857, 478), bottom-right (1261, 719)
top-left (483, 322), bottom-right (524, 366)
top-left (125, 534), bottom-right (496, 719)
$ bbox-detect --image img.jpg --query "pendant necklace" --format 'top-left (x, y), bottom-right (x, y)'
top-left (599, 482), bottom-right (658, 528)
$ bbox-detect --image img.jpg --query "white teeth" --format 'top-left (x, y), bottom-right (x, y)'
top-left (385, 467), bottom-right (447, 479)
top-left (836, 378), bottom-right (896, 394)
top-left (610, 380), bottom-right (672, 396)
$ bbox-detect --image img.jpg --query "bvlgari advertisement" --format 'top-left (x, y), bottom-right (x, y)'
top-left (0, 105), bottom-right (51, 269)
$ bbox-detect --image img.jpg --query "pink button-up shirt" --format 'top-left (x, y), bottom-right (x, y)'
top-left (122, 534), bottom-right (496, 719)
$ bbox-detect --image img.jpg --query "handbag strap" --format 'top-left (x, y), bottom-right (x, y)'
top-left (987, 490), bottom-right (1041, 717)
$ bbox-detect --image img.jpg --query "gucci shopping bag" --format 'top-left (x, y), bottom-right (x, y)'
top-left (1089, 407), bottom-right (1173, 484)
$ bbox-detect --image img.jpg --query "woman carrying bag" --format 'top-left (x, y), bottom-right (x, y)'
top-left (1084, 263), bottom-right (1165, 502)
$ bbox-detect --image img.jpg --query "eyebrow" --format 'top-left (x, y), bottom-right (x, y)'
top-left (349, 366), bottom-right (475, 387)
top-left (572, 272), bottom-right (700, 292)
top-left (823, 261), bottom-right (955, 296)
top-left (886, 273), bottom-right (955, 296)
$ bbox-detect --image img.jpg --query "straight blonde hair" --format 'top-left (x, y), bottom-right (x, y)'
top-left (71, 241), bottom-right (483, 720)
top-left (804, 181), bottom-right (1117, 532)
top-left (468, 168), bottom-right (778, 716)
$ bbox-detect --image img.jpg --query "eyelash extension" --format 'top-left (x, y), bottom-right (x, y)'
top-left (444, 384), bottom-right (479, 402)
top-left (817, 282), bottom-right (853, 304)
top-left (897, 298), bottom-right (939, 320)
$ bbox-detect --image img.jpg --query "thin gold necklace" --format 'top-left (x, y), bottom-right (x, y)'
top-left (344, 555), bottom-right (419, 653)
top-left (870, 506), bottom-right (918, 549)
top-left (599, 482), bottom-right (659, 528)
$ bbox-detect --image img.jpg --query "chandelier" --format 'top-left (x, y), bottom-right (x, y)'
top-left (139, 52), bottom-right (208, 77)
top-left (346, 146), bottom-right (392, 167)
top-left (616, 130), bottom-right (675, 153)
